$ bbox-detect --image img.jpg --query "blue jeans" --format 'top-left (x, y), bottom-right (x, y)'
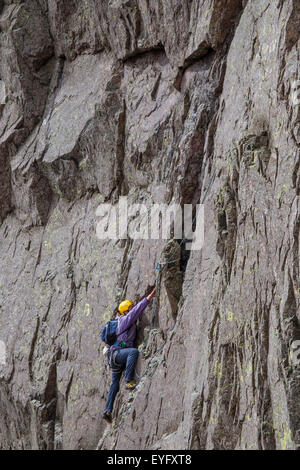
top-left (105, 348), bottom-right (139, 413)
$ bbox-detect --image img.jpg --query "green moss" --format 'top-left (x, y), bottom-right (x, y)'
top-left (213, 360), bottom-right (222, 379)
top-left (227, 311), bottom-right (234, 322)
top-left (84, 303), bottom-right (90, 317)
top-left (280, 426), bottom-right (293, 450)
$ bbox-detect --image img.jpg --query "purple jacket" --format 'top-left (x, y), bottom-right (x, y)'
top-left (110, 298), bottom-right (149, 350)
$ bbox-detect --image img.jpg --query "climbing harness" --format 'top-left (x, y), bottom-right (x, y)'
top-left (142, 168), bottom-right (217, 352)
top-left (108, 349), bottom-right (123, 373)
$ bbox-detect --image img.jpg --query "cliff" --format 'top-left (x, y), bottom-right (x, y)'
top-left (0, 0), bottom-right (299, 450)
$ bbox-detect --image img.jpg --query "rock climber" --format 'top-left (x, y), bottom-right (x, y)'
top-left (102, 287), bottom-right (156, 423)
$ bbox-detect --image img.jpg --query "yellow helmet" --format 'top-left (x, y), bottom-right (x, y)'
top-left (118, 300), bottom-right (133, 315)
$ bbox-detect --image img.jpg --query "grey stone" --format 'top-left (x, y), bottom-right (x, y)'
top-left (0, 0), bottom-right (299, 451)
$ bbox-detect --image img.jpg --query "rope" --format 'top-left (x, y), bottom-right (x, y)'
top-left (142, 168), bottom-right (217, 353)
top-left (156, 167), bottom-right (217, 272)
top-left (142, 269), bottom-right (162, 354)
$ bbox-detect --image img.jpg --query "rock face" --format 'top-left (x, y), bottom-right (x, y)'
top-left (0, 0), bottom-right (299, 450)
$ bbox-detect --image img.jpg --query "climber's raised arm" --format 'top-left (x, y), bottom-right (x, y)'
top-left (147, 287), bottom-right (156, 301)
top-left (117, 297), bottom-right (147, 332)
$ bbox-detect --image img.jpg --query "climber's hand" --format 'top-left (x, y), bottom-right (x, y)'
top-left (147, 287), bottom-right (156, 301)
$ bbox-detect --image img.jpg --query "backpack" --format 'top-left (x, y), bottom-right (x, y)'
top-left (100, 320), bottom-right (119, 346)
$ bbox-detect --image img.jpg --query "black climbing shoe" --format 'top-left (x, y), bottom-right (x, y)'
top-left (102, 411), bottom-right (112, 423)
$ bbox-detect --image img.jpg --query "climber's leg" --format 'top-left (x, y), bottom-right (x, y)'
top-left (124, 348), bottom-right (139, 382)
top-left (105, 369), bottom-right (123, 415)
top-left (115, 348), bottom-right (139, 384)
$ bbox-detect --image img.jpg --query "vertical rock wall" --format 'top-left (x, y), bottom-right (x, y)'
top-left (0, 0), bottom-right (299, 450)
